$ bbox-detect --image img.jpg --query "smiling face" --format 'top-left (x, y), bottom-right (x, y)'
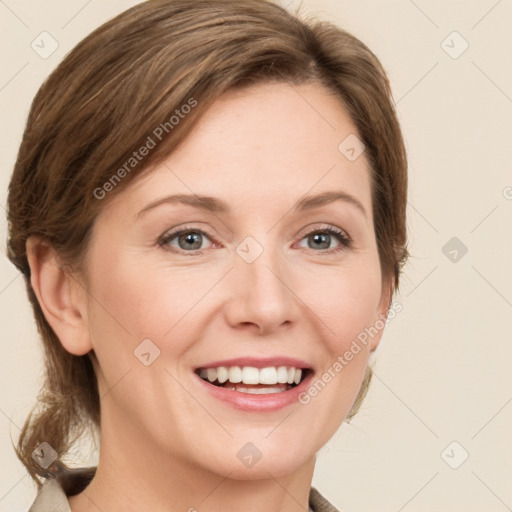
top-left (73, 81), bottom-right (391, 479)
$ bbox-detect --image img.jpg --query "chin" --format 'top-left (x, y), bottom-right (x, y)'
top-left (197, 438), bottom-right (316, 480)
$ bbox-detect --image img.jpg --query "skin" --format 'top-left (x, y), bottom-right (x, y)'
top-left (27, 81), bottom-right (392, 512)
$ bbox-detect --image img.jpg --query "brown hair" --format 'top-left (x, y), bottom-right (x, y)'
top-left (6, 0), bottom-right (408, 487)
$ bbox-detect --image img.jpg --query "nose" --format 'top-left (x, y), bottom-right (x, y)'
top-left (223, 237), bottom-right (299, 336)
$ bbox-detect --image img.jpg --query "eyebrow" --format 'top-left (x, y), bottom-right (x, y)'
top-left (137, 190), bottom-right (367, 218)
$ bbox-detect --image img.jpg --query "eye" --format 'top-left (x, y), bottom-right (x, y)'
top-left (158, 224), bottom-right (351, 255)
top-left (297, 226), bottom-right (351, 253)
top-left (159, 226), bottom-right (215, 254)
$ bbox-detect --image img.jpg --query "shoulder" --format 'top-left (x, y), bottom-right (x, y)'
top-left (309, 486), bottom-right (343, 512)
top-left (28, 467), bottom-right (96, 512)
top-left (28, 471), bottom-right (339, 512)
top-left (28, 478), bottom-right (71, 512)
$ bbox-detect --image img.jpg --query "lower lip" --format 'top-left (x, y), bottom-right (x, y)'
top-left (194, 371), bottom-right (314, 412)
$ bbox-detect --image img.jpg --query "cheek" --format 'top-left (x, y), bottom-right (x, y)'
top-left (84, 250), bottom-right (216, 378)
top-left (82, 253), bottom-right (159, 378)
top-left (293, 259), bottom-right (382, 430)
top-left (301, 257), bottom-right (383, 356)
top-left (83, 255), bottom-right (205, 436)
top-left (87, 253), bottom-right (183, 337)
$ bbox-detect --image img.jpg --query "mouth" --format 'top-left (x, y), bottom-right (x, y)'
top-left (194, 365), bottom-right (313, 394)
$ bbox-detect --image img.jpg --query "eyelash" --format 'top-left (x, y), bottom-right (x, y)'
top-left (158, 224), bottom-right (352, 256)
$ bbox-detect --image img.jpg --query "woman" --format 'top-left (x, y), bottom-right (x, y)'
top-left (6, 1), bottom-right (408, 510)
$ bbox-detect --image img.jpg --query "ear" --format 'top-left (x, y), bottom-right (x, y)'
top-left (368, 275), bottom-right (394, 353)
top-left (26, 236), bottom-right (92, 356)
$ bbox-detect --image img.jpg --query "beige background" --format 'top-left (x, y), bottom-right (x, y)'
top-left (1, 1), bottom-right (511, 511)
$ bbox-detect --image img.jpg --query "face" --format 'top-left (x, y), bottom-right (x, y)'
top-left (77, 81), bottom-right (390, 479)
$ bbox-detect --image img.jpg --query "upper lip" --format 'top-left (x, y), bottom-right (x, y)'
top-left (194, 356), bottom-right (313, 371)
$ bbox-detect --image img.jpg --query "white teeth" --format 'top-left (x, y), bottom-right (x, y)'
top-left (277, 366), bottom-right (289, 384)
top-left (217, 366), bottom-right (228, 383)
top-left (198, 365), bottom-right (306, 386)
top-left (228, 366), bottom-right (242, 383)
top-left (242, 366), bottom-right (260, 384)
top-left (259, 367), bottom-right (278, 385)
top-left (236, 386), bottom-right (287, 394)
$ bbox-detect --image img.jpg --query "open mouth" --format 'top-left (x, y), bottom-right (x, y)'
top-left (195, 365), bottom-right (313, 394)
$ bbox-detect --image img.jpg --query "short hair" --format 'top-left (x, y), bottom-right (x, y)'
top-left (6, 0), bottom-right (408, 486)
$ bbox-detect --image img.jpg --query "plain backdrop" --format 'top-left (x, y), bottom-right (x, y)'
top-left (1, 1), bottom-right (511, 511)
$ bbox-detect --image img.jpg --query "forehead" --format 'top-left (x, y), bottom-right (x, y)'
top-left (103, 81), bottom-right (372, 219)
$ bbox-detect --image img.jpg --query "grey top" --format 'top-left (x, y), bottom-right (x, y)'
top-left (28, 467), bottom-right (341, 512)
